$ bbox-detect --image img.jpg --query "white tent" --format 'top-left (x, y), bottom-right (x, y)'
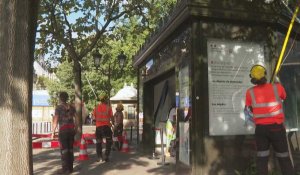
top-left (110, 83), bottom-right (137, 102)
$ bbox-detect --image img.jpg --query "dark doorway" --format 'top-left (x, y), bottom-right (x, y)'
top-left (142, 69), bottom-right (176, 153)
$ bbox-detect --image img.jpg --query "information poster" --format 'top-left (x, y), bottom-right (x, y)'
top-left (207, 39), bottom-right (266, 135)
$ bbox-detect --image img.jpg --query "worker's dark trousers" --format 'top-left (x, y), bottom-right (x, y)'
top-left (59, 130), bottom-right (75, 172)
top-left (255, 124), bottom-right (295, 175)
top-left (95, 126), bottom-right (113, 159)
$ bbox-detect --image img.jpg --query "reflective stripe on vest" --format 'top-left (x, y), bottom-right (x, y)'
top-left (249, 84), bottom-right (283, 118)
top-left (95, 110), bottom-right (108, 116)
top-left (95, 117), bottom-right (110, 122)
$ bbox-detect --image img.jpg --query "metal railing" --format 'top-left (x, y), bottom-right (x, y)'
top-left (32, 121), bottom-right (52, 135)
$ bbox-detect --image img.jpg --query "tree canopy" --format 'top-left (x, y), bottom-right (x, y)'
top-left (36, 0), bottom-right (177, 134)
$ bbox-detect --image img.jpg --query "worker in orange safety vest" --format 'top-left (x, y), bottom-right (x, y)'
top-left (244, 65), bottom-right (294, 175)
top-left (93, 94), bottom-right (113, 162)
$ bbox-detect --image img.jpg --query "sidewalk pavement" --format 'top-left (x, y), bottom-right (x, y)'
top-left (33, 126), bottom-right (176, 175)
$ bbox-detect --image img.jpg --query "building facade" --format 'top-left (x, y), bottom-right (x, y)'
top-left (110, 83), bottom-right (138, 129)
top-left (32, 90), bottom-right (54, 122)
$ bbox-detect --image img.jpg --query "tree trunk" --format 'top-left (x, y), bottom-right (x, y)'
top-left (73, 60), bottom-right (83, 140)
top-left (0, 0), bottom-right (39, 175)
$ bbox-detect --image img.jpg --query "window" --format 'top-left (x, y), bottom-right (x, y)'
top-left (278, 34), bottom-right (300, 131)
top-left (280, 63), bottom-right (300, 130)
top-left (127, 105), bottom-right (136, 119)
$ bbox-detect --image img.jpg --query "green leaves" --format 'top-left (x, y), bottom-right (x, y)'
top-left (37, 0), bottom-right (177, 110)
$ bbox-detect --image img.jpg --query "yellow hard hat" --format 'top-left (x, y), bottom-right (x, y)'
top-left (250, 65), bottom-right (266, 80)
top-left (99, 94), bottom-right (108, 102)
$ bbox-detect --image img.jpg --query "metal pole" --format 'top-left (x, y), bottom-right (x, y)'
top-left (271, 4), bottom-right (300, 83)
top-left (136, 106), bottom-right (139, 145)
top-left (149, 127), bottom-right (159, 159)
top-left (108, 63), bottom-right (111, 105)
top-left (160, 128), bottom-right (165, 164)
top-left (286, 133), bottom-right (294, 167)
top-left (130, 125), bottom-right (133, 142)
top-left (78, 61), bottom-right (97, 99)
top-left (157, 127), bottom-right (169, 166)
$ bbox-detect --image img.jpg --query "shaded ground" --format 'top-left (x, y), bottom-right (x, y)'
top-left (33, 146), bottom-right (176, 175)
top-left (33, 126), bottom-right (176, 175)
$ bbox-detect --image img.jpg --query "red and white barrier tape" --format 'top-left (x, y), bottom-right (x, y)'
top-left (32, 140), bottom-right (60, 149)
top-left (32, 133), bottom-right (124, 149)
top-left (32, 133), bottom-right (52, 138)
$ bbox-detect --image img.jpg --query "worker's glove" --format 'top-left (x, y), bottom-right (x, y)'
top-left (244, 106), bottom-right (254, 127)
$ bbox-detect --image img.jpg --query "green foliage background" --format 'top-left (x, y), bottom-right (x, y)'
top-left (36, 0), bottom-right (177, 112)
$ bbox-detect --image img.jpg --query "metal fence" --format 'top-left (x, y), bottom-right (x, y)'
top-left (32, 121), bottom-right (52, 135)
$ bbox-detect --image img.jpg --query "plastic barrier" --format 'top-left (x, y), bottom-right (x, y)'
top-left (32, 133), bottom-right (124, 149)
top-left (76, 136), bottom-right (89, 161)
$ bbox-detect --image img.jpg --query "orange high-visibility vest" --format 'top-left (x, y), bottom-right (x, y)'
top-left (245, 83), bottom-right (286, 125)
top-left (93, 103), bottom-right (113, 127)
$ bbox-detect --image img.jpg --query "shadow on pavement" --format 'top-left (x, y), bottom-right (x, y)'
top-left (33, 144), bottom-right (176, 175)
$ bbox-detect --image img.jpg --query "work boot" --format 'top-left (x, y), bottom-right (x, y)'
top-left (56, 169), bottom-right (70, 175)
top-left (103, 155), bottom-right (109, 162)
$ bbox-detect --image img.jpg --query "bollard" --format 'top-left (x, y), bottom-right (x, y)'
top-left (149, 127), bottom-right (159, 159)
top-left (130, 126), bottom-right (133, 142)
